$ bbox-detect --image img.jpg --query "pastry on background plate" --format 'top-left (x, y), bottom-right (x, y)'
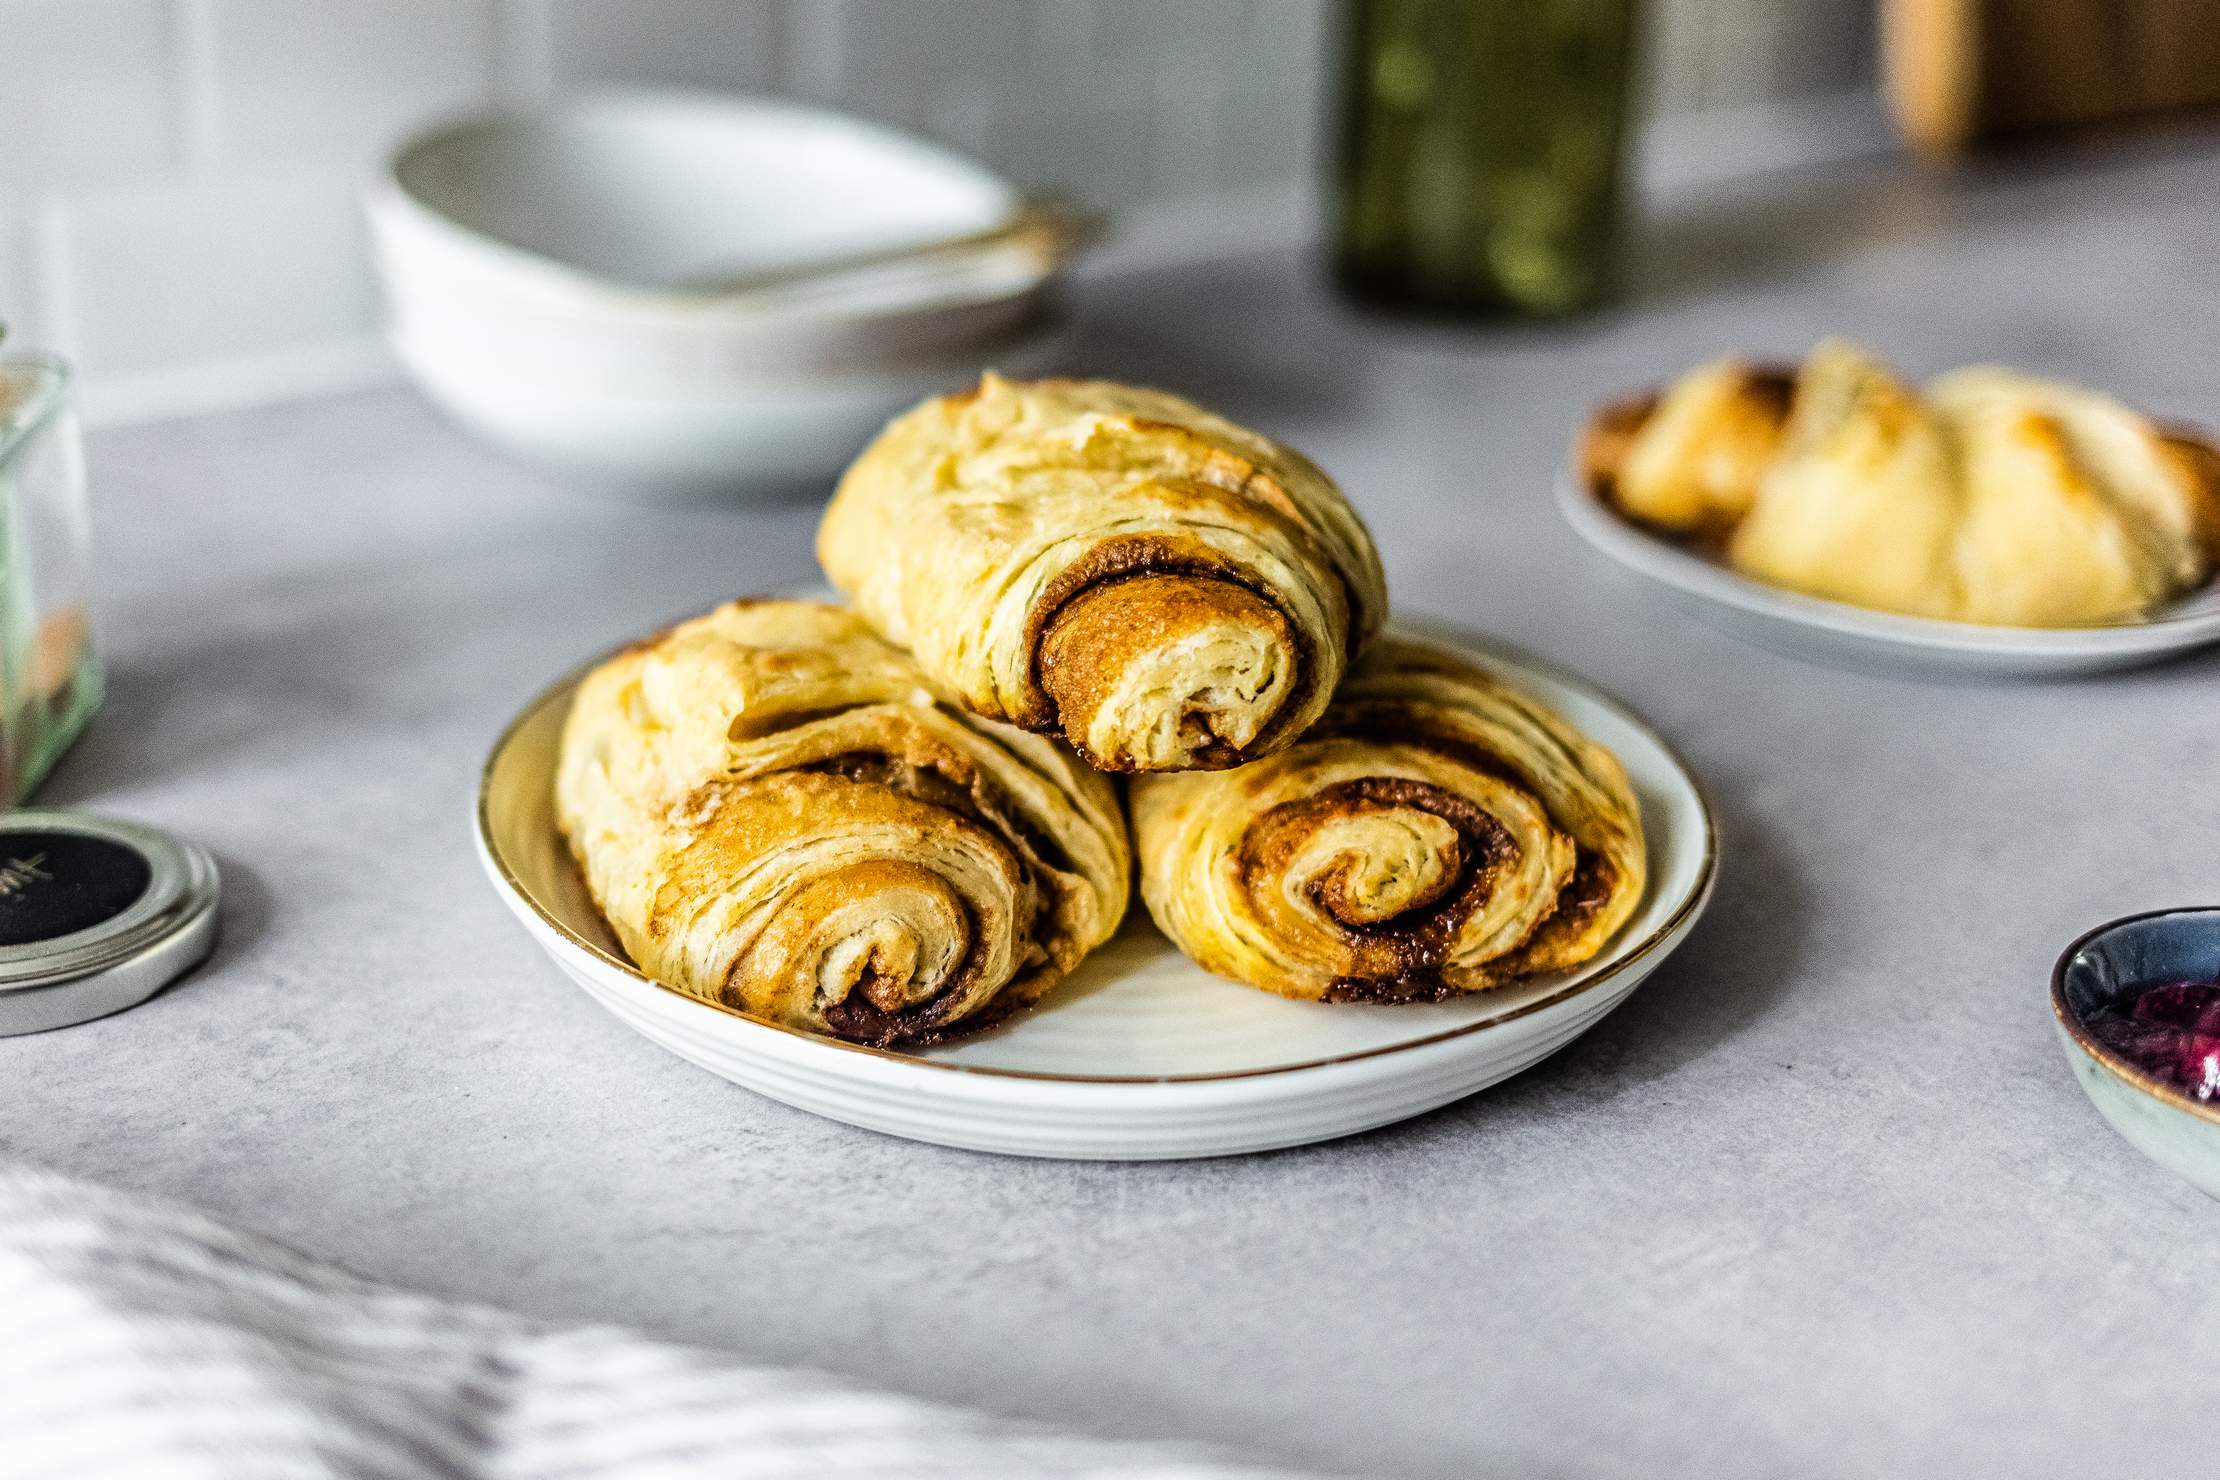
top-left (1129, 633), bottom-right (1646, 1002)
top-left (1586, 339), bottom-right (2220, 627)
top-left (554, 599), bottom-right (1130, 1047)
top-left (817, 373), bottom-right (1387, 774)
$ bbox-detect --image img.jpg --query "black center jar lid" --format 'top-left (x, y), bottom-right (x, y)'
top-left (0, 811), bottom-right (220, 1036)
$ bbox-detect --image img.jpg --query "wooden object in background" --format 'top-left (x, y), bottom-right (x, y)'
top-left (1882, 0), bottom-right (2220, 154)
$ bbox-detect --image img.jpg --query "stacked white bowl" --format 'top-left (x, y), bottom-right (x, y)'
top-left (367, 91), bottom-right (1078, 495)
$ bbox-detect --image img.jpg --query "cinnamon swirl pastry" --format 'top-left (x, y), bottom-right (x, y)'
top-left (817, 374), bottom-right (1387, 774)
top-left (554, 600), bottom-right (1130, 1046)
top-left (1129, 634), bottom-right (1647, 1002)
top-left (1588, 340), bottom-right (2220, 626)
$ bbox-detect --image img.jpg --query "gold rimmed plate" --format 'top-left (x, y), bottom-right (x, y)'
top-left (475, 626), bottom-right (1717, 1159)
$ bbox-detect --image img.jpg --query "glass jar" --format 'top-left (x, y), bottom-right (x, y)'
top-left (0, 354), bottom-right (100, 806)
top-left (1333, 0), bottom-right (1638, 317)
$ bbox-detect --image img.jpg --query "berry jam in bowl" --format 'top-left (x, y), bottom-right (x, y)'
top-left (2053, 908), bottom-right (2220, 1200)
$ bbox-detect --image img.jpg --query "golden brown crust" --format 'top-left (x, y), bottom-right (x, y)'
top-left (554, 599), bottom-right (1130, 1047)
top-left (1238, 777), bottom-right (1525, 997)
top-left (2159, 428), bottom-right (2220, 566)
top-left (817, 374), bottom-right (1387, 774)
top-left (1037, 572), bottom-right (1301, 772)
top-left (1578, 390), bottom-right (1659, 511)
top-left (1583, 347), bottom-right (2220, 625)
top-left (1129, 633), bottom-right (1647, 1003)
top-left (1583, 368), bottom-right (1794, 543)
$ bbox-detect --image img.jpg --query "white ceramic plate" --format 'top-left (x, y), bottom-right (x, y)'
top-left (476, 631), bottom-right (1717, 1160)
top-left (1557, 469), bottom-right (2220, 678)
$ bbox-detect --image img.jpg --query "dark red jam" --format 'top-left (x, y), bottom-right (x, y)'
top-left (2082, 981), bottom-right (2220, 1102)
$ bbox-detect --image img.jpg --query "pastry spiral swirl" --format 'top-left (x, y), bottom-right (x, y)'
top-left (817, 374), bottom-right (1387, 773)
top-left (1130, 634), bottom-right (1646, 1001)
top-left (555, 600), bottom-right (1130, 1046)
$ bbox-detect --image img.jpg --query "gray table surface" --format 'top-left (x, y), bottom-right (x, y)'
top-left (7, 135), bottom-right (2219, 1480)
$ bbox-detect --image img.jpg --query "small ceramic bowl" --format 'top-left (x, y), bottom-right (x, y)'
top-left (2052, 907), bottom-right (2220, 1200)
top-left (391, 312), bottom-right (1070, 493)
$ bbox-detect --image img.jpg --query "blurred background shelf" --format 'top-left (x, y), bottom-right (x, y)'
top-left (1884, 0), bottom-right (2220, 156)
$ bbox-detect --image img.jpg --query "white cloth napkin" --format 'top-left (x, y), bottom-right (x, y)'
top-left (0, 1164), bottom-right (1326, 1480)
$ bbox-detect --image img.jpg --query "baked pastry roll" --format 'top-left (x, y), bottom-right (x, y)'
top-left (1590, 340), bottom-right (2220, 626)
top-left (817, 374), bottom-right (1387, 774)
top-left (1932, 367), bottom-right (2217, 625)
top-left (555, 600), bottom-right (1129, 1046)
top-left (1724, 341), bottom-right (1966, 619)
top-left (1129, 634), bottom-right (1646, 1002)
top-left (1601, 358), bottom-right (1790, 536)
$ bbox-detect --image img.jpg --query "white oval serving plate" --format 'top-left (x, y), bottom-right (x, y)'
top-left (476, 630), bottom-right (1716, 1160)
top-left (1557, 468), bottom-right (2220, 678)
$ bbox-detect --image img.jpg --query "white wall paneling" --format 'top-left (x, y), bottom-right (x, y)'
top-left (0, 0), bottom-right (1883, 424)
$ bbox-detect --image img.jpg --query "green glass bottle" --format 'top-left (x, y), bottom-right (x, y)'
top-left (1334, 0), bottom-right (1637, 316)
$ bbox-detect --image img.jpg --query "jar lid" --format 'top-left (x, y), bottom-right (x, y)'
top-left (0, 811), bottom-right (220, 1036)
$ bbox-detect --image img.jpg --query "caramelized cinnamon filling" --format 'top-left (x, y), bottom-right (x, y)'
top-left (1241, 778), bottom-right (1517, 965)
top-left (819, 900), bottom-right (989, 1047)
top-left (1037, 572), bottom-right (1297, 770)
top-left (798, 750), bottom-right (1061, 1046)
top-left (1303, 719), bottom-right (1611, 981)
top-left (807, 751), bottom-right (978, 817)
top-left (1020, 533), bottom-right (1320, 764)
